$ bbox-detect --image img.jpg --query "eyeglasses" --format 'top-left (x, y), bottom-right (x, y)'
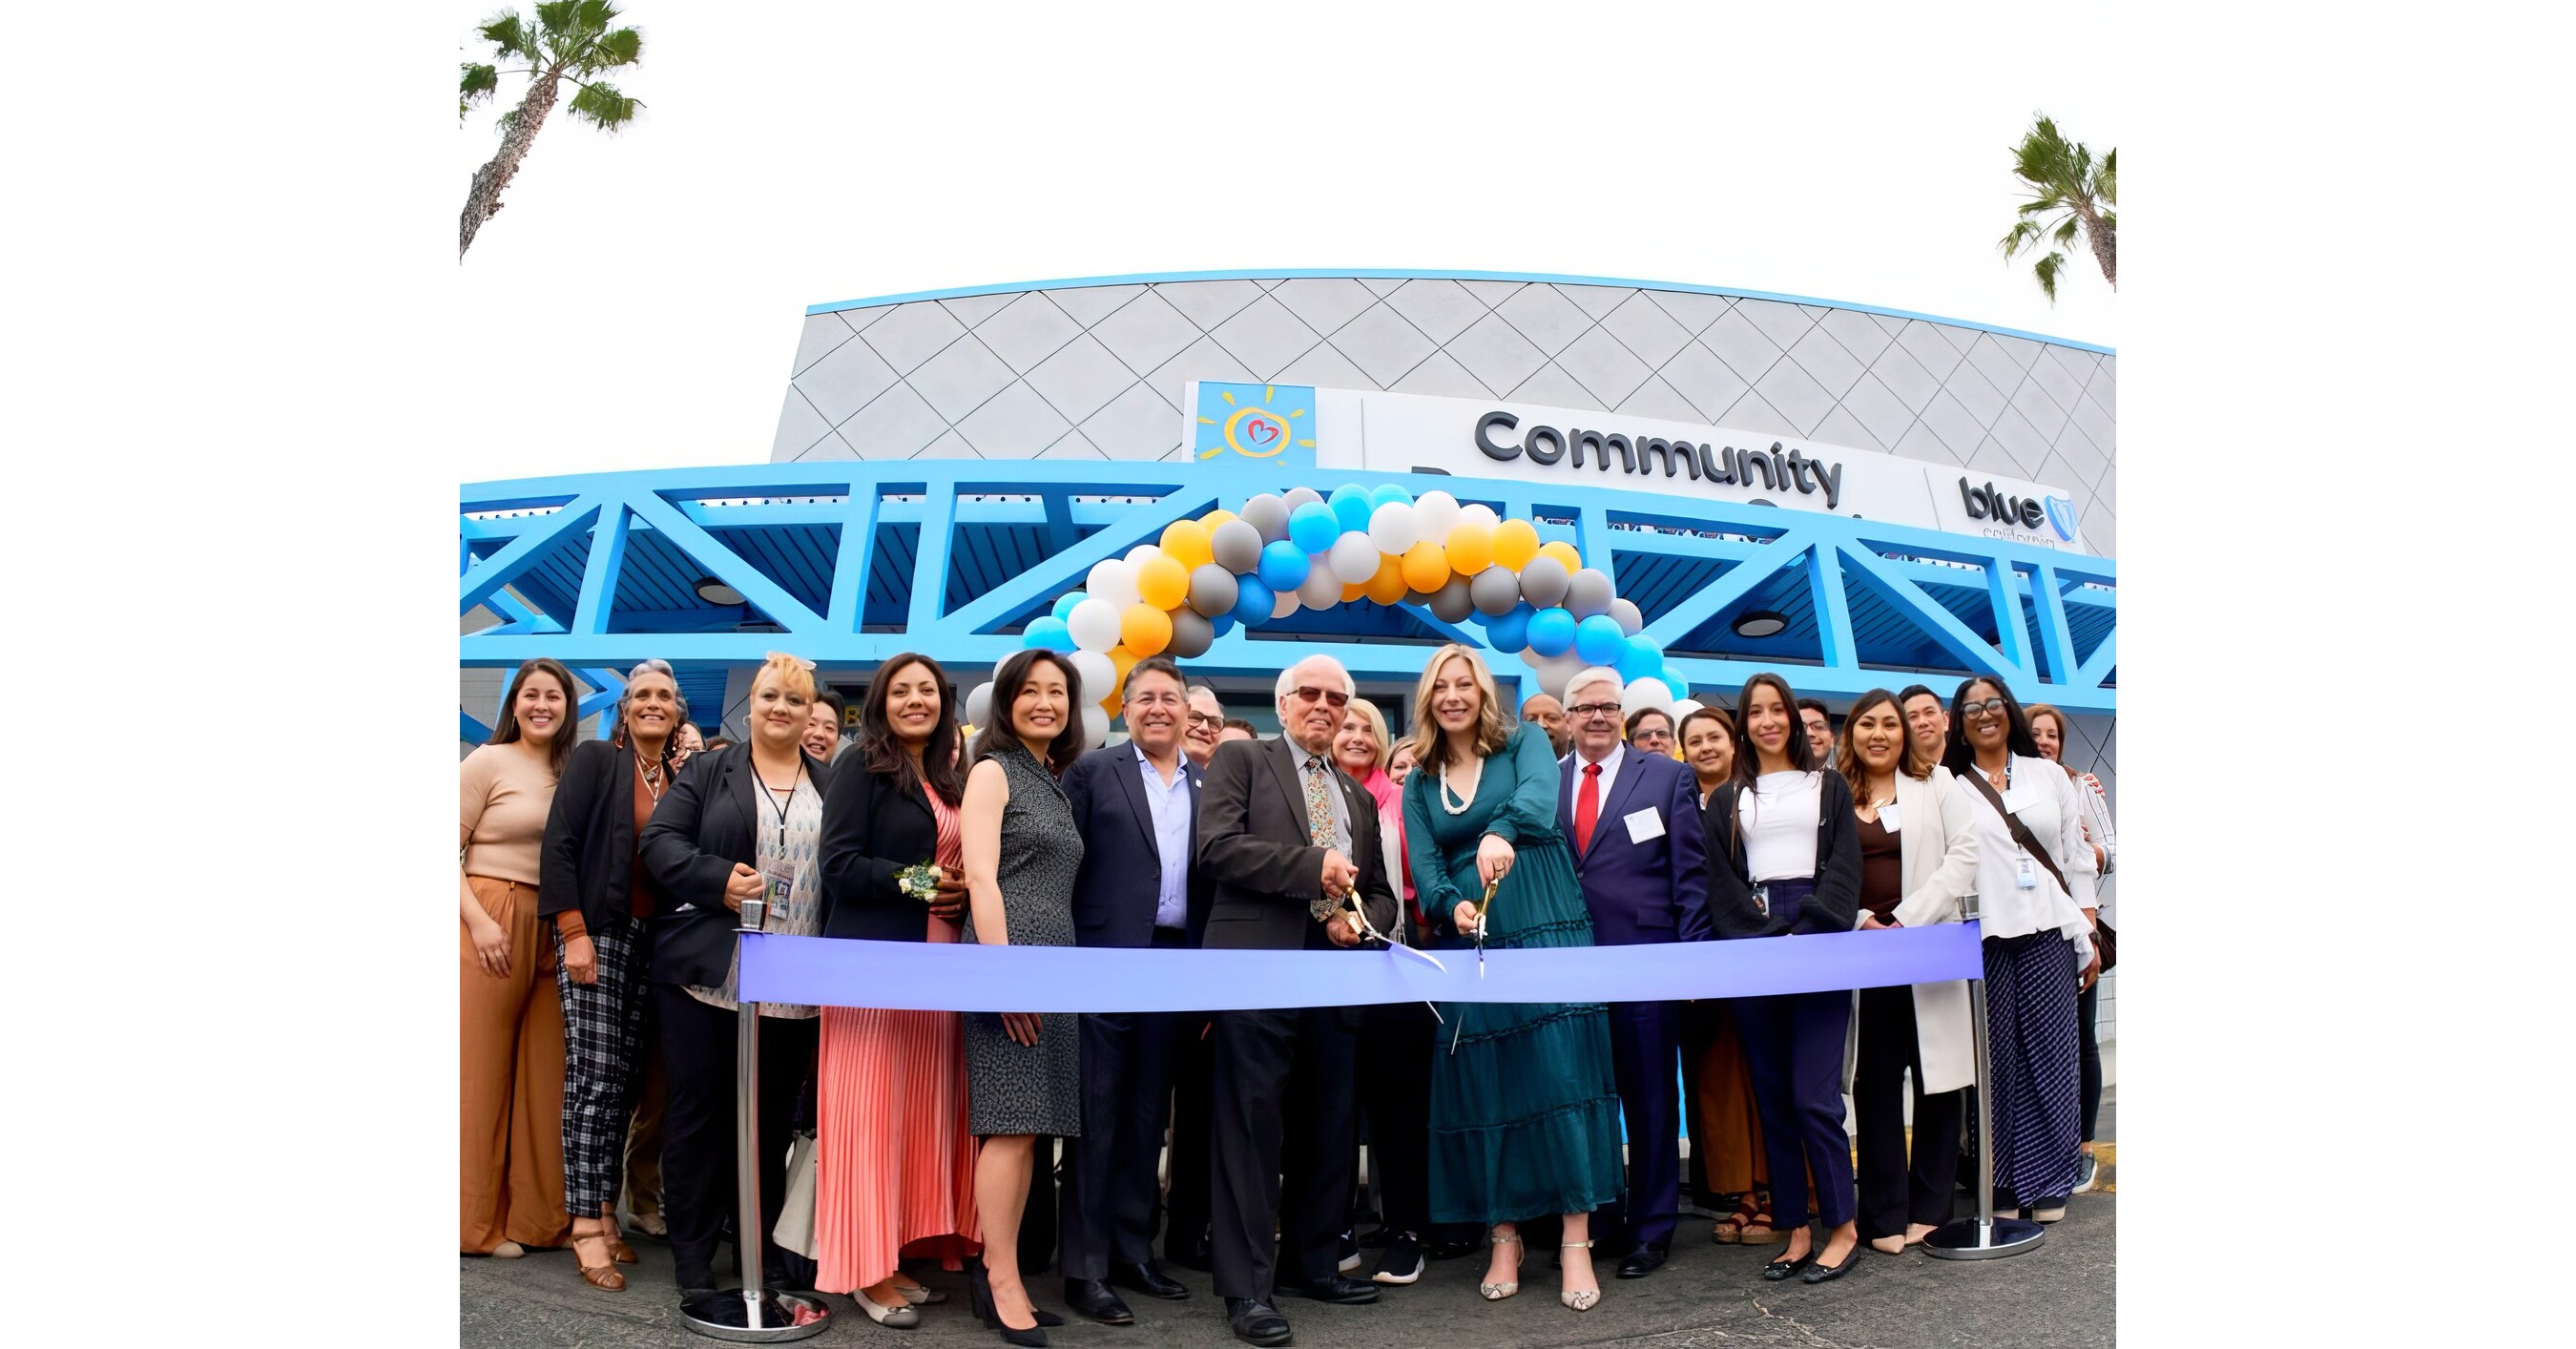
top-left (1186, 712), bottom-right (1226, 728)
top-left (1567, 702), bottom-right (1622, 719)
top-left (1961, 697), bottom-right (2008, 717)
top-left (1291, 686), bottom-right (1351, 710)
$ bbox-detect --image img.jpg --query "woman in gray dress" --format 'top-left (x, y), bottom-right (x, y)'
top-left (960, 647), bottom-right (1088, 1346)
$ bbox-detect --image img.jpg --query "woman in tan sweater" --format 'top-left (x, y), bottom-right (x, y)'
top-left (462, 657), bottom-right (578, 1256)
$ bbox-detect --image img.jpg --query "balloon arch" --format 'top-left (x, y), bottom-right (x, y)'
top-left (964, 483), bottom-right (1701, 743)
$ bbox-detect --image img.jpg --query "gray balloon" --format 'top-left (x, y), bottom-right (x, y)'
top-left (1297, 562), bottom-right (1343, 611)
top-left (1565, 568), bottom-right (1614, 618)
top-left (1281, 486), bottom-right (1325, 511)
top-left (1402, 588), bottom-right (1433, 608)
top-left (1609, 597), bottom-right (1643, 636)
top-left (1428, 575), bottom-right (1476, 624)
top-left (1166, 607), bottom-right (1214, 658)
top-left (1187, 563), bottom-right (1238, 617)
top-left (1240, 493), bottom-right (1290, 544)
top-left (964, 681), bottom-right (994, 728)
top-left (1470, 566), bottom-right (1521, 616)
top-left (1210, 518), bottom-right (1264, 572)
top-left (1517, 554), bottom-right (1570, 609)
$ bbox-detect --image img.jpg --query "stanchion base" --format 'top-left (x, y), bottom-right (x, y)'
top-left (1922, 1216), bottom-right (2046, 1260)
top-left (678, 1288), bottom-right (832, 1341)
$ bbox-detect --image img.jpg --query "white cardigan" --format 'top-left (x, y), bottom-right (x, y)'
top-left (1843, 766), bottom-right (1983, 1094)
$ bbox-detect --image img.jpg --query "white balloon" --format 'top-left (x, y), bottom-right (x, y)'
top-left (1070, 649), bottom-right (1116, 701)
top-left (1298, 560), bottom-right (1343, 610)
top-left (1327, 530), bottom-right (1381, 584)
top-left (1081, 704), bottom-right (1111, 748)
top-left (1622, 677), bottom-right (1674, 716)
top-left (1126, 543), bottom-right (1166, 569)
top-left (1087, 558), bottom-right (1140, 609)
top-left (1670, 697), bottom-right (1704, 720)
top-left (1412, 490), bottom-right (1461, 541)
top-left (964, 682), bottom-right (994, 728)
top-left (1367, 501), bottom-right (1419, 554)
top-left (1459, 502), bottom-right (1500, 529)
top-left (1271, 589), bottom-right (1301, 619)
top-left (1066, 597), bottom-right (1122, 653)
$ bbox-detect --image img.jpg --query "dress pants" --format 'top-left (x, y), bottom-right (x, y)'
top-left (623, 1024), bottom-right (668, 1227)
top-left (1851, 986), bottom-right (1961, 1240)
top-left (555, 914), bottom-right (650, 1214)
top-left (1599, 999), bottom-right (1683, 1248)
top-left (461, 876), bottom-right (571, 1253)
top-left (1060, 931), bottom-right (1189, 1279)
top-left (1353, 998), bottom-right (1435, 1237)
top-left (1735, 990), bottom-right (1856, 1231)
top-left (1210, 1005), bottom-right (1361, 1299)
top-left (1163, 1016), bottom-right (1215, 1259)
top-left (656, 984), bottom-right (819, 1290)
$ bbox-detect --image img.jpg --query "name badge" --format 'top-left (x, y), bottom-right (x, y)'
top-left (763, 868), bottom-right (797, 917)
top-left (1623, 807), bottom-right (1665, 844)
top-left (2015, 855), bottom-right (2038, 890)
top-left (1877, 803), bottom-right (1901, 833)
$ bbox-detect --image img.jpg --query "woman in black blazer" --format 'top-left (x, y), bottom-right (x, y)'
top-left (1699, 673), bottom-right (1863, 1287)
top-left (538, 659), bottom-right (686, 1290)
top-left (640, 654), bottom-right (837, 1301)
top-left (808, 654), bottom-right (982, 1323)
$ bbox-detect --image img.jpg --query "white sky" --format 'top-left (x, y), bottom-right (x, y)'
top-left (455, 2), bottom-right (2117, 484)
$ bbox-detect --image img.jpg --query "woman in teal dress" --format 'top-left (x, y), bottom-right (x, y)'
top-left (1402, 644), bottom-right (1625, 1314)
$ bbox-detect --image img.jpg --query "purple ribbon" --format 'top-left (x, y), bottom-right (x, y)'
top-left (738, 923), bottom-right (1984, 1013)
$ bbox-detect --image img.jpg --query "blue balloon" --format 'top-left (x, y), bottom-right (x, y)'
top-left (1369, 483), bottom-right (1414, 510)
top-left (1616, 634), bottom-right (1664, 682)
top-left (1526, 606), bottom-right (1578, 657)
top-left (1024, 615), bottom-right (1075, 652)
top-left (1049, 591), bottom-right (1084, 622)
top-left (1328, 485), bottom-right (1374, 534)
top-left (1573, 613), bottom-right (1628, 666)
top-left (1486, 602), bottom-right (1534, 653)
top-left (1662, 666), bottom-right (1691, 699)
top-left (1287, 501), bottom-right (1340, 553)
top-left (1230, 574), bottom-right (1275, 627)
top-left (1257, 540), bottom-right (1311, 591)
top-left (1211, 611), bottom-right (1237, 639)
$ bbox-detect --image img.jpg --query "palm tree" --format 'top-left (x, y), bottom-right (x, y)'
top-left (1998, 114), bottom-right (2115, 302)
top-left (458, 2), bottom-right (645, 259)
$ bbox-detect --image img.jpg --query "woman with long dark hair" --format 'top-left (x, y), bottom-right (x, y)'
top-left (639, 654), bottom-right (837, 1300)
top-left (1942, 679), bottom-right (2099, 1223)
top-left (1698, 674), bottom-right (1863, 1284)
top-left (813, 654), bottom-right (984, 1325)
top-left (959, 648), bottom-right (1089, 1346)
top-left (537, 658), bottom-right (687, 1288)
top-left (1833, 689), bottom-right (1981, 1255)
top-left (462, 656), bottom-right (578, 1258)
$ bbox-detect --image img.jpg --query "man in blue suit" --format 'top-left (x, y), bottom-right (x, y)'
top-left (1558, 666), bottom-right (1711, 1278)
top-left (1057, 656), bottom-right (1212, 1325)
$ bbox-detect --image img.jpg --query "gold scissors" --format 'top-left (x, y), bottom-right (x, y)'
top-left (1448, 876), bottom-right (1503, 1054)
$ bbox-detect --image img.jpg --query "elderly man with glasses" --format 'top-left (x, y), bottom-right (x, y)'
top-left (1193, 654), bottom-right (1402, 1346)
top-left (1556, 667), bottom-right (1712, 1279)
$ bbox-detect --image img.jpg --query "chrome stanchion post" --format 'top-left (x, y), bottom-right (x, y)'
top-left (680, 897), bottom-right (831, 1340)
top-left (1924, 894), bottom-right (2046, 1260)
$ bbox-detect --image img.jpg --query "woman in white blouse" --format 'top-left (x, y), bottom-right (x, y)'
top-left (2025, 702), bottom-right (2114, 1195)
top-left (1940, 678), bottom-right (2098, 1224)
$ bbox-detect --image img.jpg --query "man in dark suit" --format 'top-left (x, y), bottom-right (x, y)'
top-left (1195, 654), bottom-right (1401, 1348)
top-left (1558, 667), bottom-right (1712, 1279)
top-left (1055, 657), bottom-right (1210, 1325)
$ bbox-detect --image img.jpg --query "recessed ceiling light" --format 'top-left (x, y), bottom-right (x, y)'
top-left (695, 576), bottom-right (745, 606)
top-left (1733, 610), bottom-right (1789, 639)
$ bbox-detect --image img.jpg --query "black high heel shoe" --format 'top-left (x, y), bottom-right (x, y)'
top-left (1760, 1246), bottom-right (1818, 1281)
top-left (967, 1256), bottom-right (1065, 1334)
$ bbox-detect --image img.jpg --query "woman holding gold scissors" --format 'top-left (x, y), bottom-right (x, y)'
top-left (1400, 645), bottom-right (1624, 1315)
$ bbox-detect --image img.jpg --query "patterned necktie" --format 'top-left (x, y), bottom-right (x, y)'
top-left (1303, 755), bottom-right (1337, 849)
top-left (1576, 760), bottom-right (1603, 855)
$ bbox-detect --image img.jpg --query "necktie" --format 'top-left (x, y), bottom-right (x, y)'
top-left (1575, 760), bottom-right (1602, 855)
top-left (1303, 756), bottom-right (1337, 849)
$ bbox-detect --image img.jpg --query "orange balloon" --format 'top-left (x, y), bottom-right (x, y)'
top-left (1201, 508), bottom-right (1237, 532)
top-left (1444, 521), bottom-right (1494, 575)
top-left (1491, 519), bottom-right (1540, 571)
top-left (1537, 540), bottom-right (1583, 573)
top-left (1102, 689), bottom-right (1123, 718)
top-left (1342, 581), bottom-right (1366, 602)
top-left (1364, 552), bottom-right (1410, 605)
top-left (1160, 519), bottom-right (1215, 571)
top-left (1118, 606), bottom-right (1171, 657)
top-left (1136, 554), bottom-right (1190, 610)
top-left (1401, 540), bottom-right (1452, 592)
top-left (1109, 643), bottom-right (1140, 685)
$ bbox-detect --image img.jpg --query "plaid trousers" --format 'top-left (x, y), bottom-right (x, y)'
top-left (555, 914), bottom-right (650, 1213)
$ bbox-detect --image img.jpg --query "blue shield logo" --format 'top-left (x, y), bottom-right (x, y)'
top-left (2042, 494), bottom-right (2080, 542)
top-left (1195, 384), bottom-right (1316, 465)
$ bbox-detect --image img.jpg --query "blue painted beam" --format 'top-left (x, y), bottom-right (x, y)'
top-left (461, 498), bottom-right (600, 613)
top-left (1830, 542), bottom-right (2024, 682)
top-left (622, 488), bottom-right (827, 633)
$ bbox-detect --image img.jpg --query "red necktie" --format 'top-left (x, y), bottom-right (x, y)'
top-left (1575, 761), bottom-right (1602, 855)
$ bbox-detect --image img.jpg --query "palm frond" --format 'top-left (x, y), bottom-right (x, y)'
top-left (2033, 252), bottom-right (2066, 304)
top-left (2096, 148), bottom-right (2116, 206)
top-left (568, 80), bottom-right (639, 131)
top-left (2052, 216), bottom-right (2081, 249)
top-left (1999, 218), bottom-right (2046, 259)
top-left (586, 24), bottom-right (642, 70)
top-left (461, 62), bottom-right (500, 108)
top-left (572, 0), bottom-right (625, 34)
top-left (533, 0), bottom-right (582, 38)
top-left (476, 10), bottom-right (533, 60)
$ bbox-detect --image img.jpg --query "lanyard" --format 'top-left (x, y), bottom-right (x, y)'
top-left (755, 755), bottom-right (804, 855)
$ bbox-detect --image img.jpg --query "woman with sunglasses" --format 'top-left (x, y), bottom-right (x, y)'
top-left (1942, 679), bottom-right (2099, 1224)
top-left (1699, 674), bottom-right (1863, 1284)
top-left (1835, 689), bottom-right (1982, 1255)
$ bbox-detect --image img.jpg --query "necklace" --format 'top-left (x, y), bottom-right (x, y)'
top-left (1437, 756), bottom-right (1476, 815)
top-left (634, 750), bottom-right (666, 802)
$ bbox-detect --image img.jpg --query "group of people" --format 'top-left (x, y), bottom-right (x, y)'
top-left (462, 642), bottom-right (2113, 1347)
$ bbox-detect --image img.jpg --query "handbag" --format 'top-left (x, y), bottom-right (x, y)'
top-left (773, 1130), bottom-right (819, 1258)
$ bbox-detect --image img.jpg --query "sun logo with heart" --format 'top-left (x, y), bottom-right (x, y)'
top-left (1195, 384), bottom-right (1316, 461)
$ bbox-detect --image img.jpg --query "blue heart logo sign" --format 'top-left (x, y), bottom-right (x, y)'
top-left (2043, 494), bottom-right (2079, 542)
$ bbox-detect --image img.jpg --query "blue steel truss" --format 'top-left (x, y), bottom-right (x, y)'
top-left (460, 461), bottom-right (2115, 737)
